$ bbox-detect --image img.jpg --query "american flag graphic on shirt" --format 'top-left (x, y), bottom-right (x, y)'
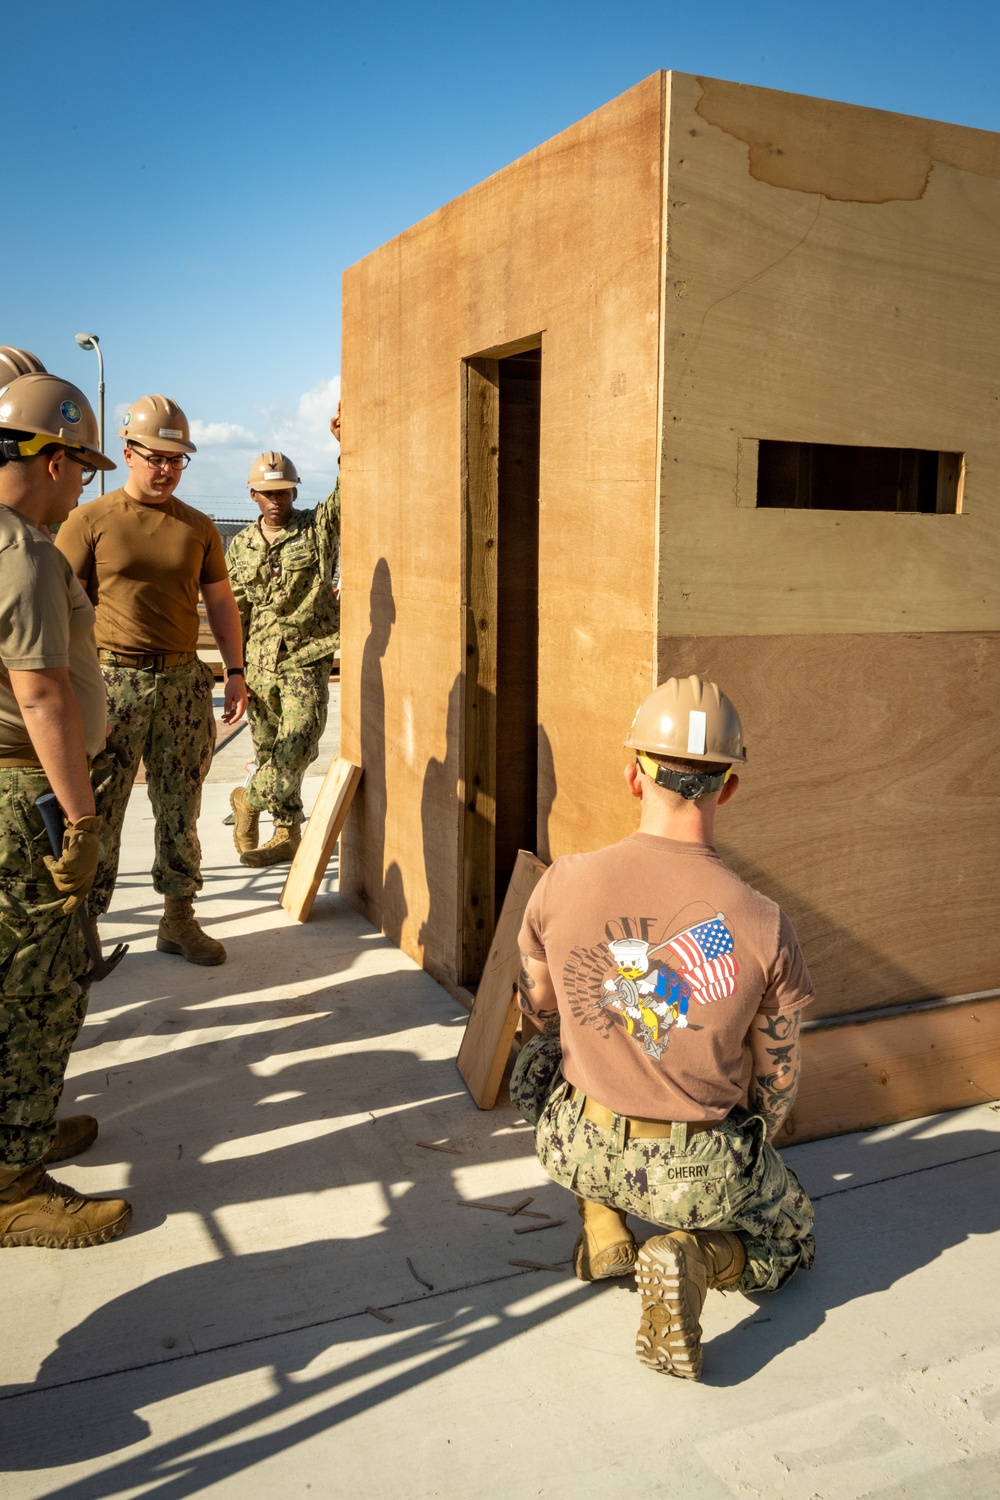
top-left (662, 914), bottom-right (738, 1004)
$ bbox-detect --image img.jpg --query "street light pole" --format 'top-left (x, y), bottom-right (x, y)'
top-left (74, 333), bottom-right (105, 495)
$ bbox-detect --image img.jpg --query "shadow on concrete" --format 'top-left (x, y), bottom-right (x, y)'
top-left (692, 1113), bottom-right (1000, 1386)
top-left (340, 558), bottom-right (396, 930)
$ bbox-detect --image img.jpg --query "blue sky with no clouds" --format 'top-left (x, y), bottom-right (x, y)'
top-left (5, 0), bottom-right (1000, 513)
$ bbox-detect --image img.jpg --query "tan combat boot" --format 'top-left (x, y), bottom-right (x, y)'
top-left (157, 897), bottom-right (226, 966)
top-left (634, 1230), bottom-right (746, 1379)
top-left (43, 1115), bottom-right (98, 1164)
top-left (240, 823), bottom-right (301, 868)
top-left (229, 786), bottom-right (260, 854)
top-left (573, 1196), bottom-right (637, 1281)
top-left (0, 1162), bottom-right (131, 1248)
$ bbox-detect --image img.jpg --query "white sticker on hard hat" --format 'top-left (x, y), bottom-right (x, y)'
top-left (264, 471), bottom-right (283, 480)
top-left (687, 710), bottom-right (707, 756)
top-left (159, 428), bottom-right (183, 440)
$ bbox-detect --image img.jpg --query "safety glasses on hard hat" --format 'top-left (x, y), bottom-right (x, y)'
top-left (128, 443), bottom-right (190, 471)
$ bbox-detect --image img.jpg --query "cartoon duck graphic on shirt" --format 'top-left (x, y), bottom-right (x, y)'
top-left (598, 915), bottom-right (738, 1059)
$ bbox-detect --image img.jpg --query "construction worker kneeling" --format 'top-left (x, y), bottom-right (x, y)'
top-left (512, 675), bottom-right (815, 1379)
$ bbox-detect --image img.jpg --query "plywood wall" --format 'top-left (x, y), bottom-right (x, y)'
top-left (658, 77), bottom-right (1000, 1022)
top-left (659, 73), bottom-right (1000, 637)
top-left (661, 633), bottom-right (1000, 1018)
top-left (341, 76), bottom-right (665, 989)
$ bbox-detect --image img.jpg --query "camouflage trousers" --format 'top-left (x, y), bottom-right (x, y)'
top-left (0, 768), bottom-right (90, 1168)
top-left (244, 658), bottom-right (333, 826)
top-left (530, 1068), bottom-right (815, 1295)
top-left (91, 656), bottom-right (217, 914)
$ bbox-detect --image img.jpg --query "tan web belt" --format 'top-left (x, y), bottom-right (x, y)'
top-left (576, 1090), bottom-right (717, 1140)
top-left (99, 650), bottom-right (196, 671)
top-left (0, 753), bottom-right (42, 769)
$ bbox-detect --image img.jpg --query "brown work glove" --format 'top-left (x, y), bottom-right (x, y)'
top-left (42, 815), bottom-right (103, 915)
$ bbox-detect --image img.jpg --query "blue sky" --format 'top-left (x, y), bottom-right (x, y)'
top-left (6, 1), bottom-right (1000, 514)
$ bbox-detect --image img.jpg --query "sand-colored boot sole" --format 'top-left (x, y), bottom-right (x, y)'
top-left (634, 1235), bottom-right (708, 1379)
top-left (573, 1229), bottom-right (637, 1281)
top-left (240, 827), bottom-right (301, 868)
top-left (0, 1172), bottom-right (132, 1249)
top-left (156, 929), bottom-right (226, 966)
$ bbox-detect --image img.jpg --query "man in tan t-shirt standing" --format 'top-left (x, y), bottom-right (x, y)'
top-left (57, 395), bottom-right (248, 965)
top-left (514, 675), bottom-right (815, 1380)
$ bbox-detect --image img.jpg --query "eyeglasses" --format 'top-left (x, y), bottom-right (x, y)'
top-left (128, 444), bottom-right (190, 472)
top-left (64, 449), bottom-right (97, 486)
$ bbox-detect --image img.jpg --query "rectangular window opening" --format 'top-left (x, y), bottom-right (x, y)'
top-left (756, 441), bottom-right (964, 514)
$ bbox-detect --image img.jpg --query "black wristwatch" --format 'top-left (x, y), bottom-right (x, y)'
top-left (226, 667), bottom-right (245, 680)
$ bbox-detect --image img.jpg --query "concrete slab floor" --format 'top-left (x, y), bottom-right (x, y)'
top-left (2, 700), bottom-right (999, 1497)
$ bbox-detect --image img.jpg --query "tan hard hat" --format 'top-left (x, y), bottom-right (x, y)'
top-left (247, 451), bottom-right (300, 491)
top-left (0, 373), bottom-right (116, 471)
top-left (625, 675), bottom-right (747, 765)
top-left (0, 346), bottom-right (47, 385)
top-left (119, 394), bottom-right (196, 454)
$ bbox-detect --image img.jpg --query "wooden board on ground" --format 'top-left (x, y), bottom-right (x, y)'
top-left (782, 994), bottom-right (1000, 1144)
top-left (457, 850), bottom-right (548, 1109)
top-left (280, 758), bottom-right (362, 923)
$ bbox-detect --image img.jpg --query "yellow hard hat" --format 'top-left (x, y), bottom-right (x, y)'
top-left (625, 675), bottom-right (746, 765)
top-left (119, 394), bottom-right (196, 454)
top-left (0, 373), bottom-right (116, 471)
top-left (0, 346), bottom-right (47, 385)
top-left (247, 451), bottom-right (299, 491)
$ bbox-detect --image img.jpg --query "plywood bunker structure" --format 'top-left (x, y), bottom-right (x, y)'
top-left (340, 71), bottom-right (1000, 1139)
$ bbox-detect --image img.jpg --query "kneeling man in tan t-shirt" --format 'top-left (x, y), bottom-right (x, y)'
top-left (515, 674), bottom-right (815, 1381)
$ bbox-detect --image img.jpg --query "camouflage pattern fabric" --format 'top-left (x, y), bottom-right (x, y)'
top-left (227, 482), bottom-right (340, 679)
top-left (90, 657), bottom-right (217, 915)
top-left (510, 1032), bottom-right (565, 1124)
top-left (0, 767), bottom-right (90, 1167)
top-left (244, 657), bottom-right (334, 826)
top-left (535, 1079), bottom-right (815, 1294)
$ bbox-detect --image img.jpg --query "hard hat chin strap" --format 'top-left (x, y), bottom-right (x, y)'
top-left (636, 753), bottom-right (731, 801)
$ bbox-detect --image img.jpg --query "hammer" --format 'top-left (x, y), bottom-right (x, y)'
top-left (34, 792), bottom-right (128, 983)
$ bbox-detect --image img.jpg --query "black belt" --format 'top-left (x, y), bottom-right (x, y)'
top-left (99, 650), bottom-right (196, 671)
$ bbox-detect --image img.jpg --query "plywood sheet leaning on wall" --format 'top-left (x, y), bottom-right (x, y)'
top-left (280, 758), bottom-right (363, 923)
top-left (458, 851), bottom-right (548, 1108)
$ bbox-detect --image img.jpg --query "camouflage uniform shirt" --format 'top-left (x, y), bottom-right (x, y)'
top-left (227, 482), bottom-right (340, 678)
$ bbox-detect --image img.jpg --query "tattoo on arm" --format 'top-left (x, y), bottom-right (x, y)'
top-left (516, 984), bottom-right (561, 1037)
top-left (750, 1011), bottom-right (801, 1136)
top-left (518, 953), bottom-right (536, 989)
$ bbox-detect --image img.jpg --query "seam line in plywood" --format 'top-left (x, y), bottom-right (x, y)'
top-left (804, 987), bottom-right (1000, 1032)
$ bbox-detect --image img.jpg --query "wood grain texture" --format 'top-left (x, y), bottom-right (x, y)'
top-left (341, 74), bottom-right (664, 978)
top-left (659, 72), bottom-right (1000, 636)
top-left (457, 850), bottom-right (548, 1108)
top-left (280, 758), bottom-right (362, 922)
top-left (781, 996), bottom-right (1000, 1143)
top-left (661, 632), bottom-right (1000, 1017)
top-left (462, 359), bottom-right (500, 982)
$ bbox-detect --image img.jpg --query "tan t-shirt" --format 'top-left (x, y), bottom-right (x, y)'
top-left (55, 487), bottom-right (228, 654)
top-left (519, 833), bottom-right (814, 1121)
top-left (0, 506), bottom-right (107, 760)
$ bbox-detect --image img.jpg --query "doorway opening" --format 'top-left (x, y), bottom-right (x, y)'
top-left (461, 341), bottom-right (541, 986)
